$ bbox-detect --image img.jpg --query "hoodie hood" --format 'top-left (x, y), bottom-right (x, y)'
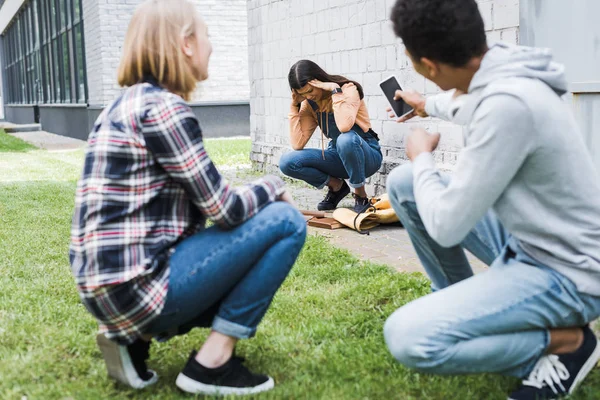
top-left (469, 42), bottom-right (568, 96)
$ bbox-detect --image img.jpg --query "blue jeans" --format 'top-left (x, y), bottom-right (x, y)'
top-left (144, 202), bottom-right (307, 339)
top-left (384, 164), bottom-right (600, 377)
top-left (279, 130), bottom-right (382, 189)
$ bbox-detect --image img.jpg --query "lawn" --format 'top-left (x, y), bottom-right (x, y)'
top-left (2, 131), bottom-right (600, 399)
top-left (0, 129), bottom-right (36, 152)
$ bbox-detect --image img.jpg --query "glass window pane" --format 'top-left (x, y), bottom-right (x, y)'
top-left (33, 0), bottom-right (39, 48)
top-left (45, 47), bottom-right (53, 103)
top-left (52, 40), bottom-right (59, 101)
top-left (76, 24), bottom-right (85, 102)
top-left (60, 0), bottom-right (66, 29)
top-left (50, 0), bottom-right (56, 35)
top-left (63, 33), bottom-right (71, 102)
top-left (1, 0), bottom-right (84, 104)
top-left (74, 0), bottom-right (81, 22)
top-left (65, 0), bottom-right (72, 26)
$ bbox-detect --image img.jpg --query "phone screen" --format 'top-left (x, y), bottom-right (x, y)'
top-left (380, 76), bottom-right (413, 117)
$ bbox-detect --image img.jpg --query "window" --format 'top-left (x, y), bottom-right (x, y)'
top-left (2, 0), bottom-right (87, 104)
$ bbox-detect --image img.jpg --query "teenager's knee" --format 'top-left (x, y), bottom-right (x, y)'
top-left (335, 130), bottom-right (361, 155)
top-left (279, 152), bottom-right (299, 177)
top-left (386, 164), bottom-right (415, 204)
top-left (384, 304), bottom-right (451, 371)
top-left (267, 202), bottom-right (307, 239)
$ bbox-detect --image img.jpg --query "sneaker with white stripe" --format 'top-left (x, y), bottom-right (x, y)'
top-left (508, 326), bottom-right (600, 400)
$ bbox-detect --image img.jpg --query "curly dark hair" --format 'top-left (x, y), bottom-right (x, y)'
top-left (391, 0), bottom-right (487, 67)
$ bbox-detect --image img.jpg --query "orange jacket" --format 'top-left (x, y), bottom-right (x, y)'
top-left (288, 82), bottom-right (372, 150)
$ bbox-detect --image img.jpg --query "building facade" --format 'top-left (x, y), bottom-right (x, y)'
top-left (0, 0), bottom-right (250, 139)
top-left (248, 0), bottom-right (600, 193)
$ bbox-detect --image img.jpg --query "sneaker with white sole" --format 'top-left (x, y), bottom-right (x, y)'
top-left (176, 350), bottom-right (274, 396)
top-left (96, 333), bottom-right (158, 389)
top-left (508, 326), bottom-right (600, 400)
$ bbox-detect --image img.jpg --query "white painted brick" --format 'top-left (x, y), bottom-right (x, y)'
top-left (362, 72), bottom-right (382, 96)
top-left (425, 77), bottom-right (442, 95)
top-left (302, 0), bottom-right (314, 15)
top-left (385, 46), bottom-right (397, 72)
top-left (500, 27), bottom-right (519, 44)
top-left (365, 0), bottom-right (377, 24)
top-left (363, 22), bottom-right (381, 48)
top-left (338, 5), bottom-right (349, 29)
top-left (437, 123), bottom-right (464, 151)
top-left (478, 1), bottom-right (494, 31)
top-left (331, 53), bottom-right (341, 73)
top-left (249, 0), bottom-right (522, 188)
top-left (366, 48), bottom-right (378, 72)
top-left (494, 0), bottom-right (519, 29)
top-left (302, 35), bottom-right (315, 56)
top-left (348, 50), bottom-right (359, 73)
top-left (375, 0), bottom-right (387, 21)
top-left (385, 0), bottom-right (396, 19)
top-left (381, 121), bottom-right (410, 147)
top-left (487, 29), bottom-right (502, 44)
top-left (381, 20), bottom-right (398, 46)
top-left (83, 0), bottom-right (249, 105)
top-left (376, 47), bottom-right (387, 71)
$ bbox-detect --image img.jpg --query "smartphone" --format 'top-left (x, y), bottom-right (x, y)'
top-left (380, 76), bottom-right (413, 118)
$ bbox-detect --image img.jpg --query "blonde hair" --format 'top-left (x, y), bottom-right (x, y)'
top-left (118, 0), bottom-right (200, 101)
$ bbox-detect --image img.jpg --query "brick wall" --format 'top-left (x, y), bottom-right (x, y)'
top-left (248, 0), bottom-right (520, 194)
top-left (82, 0), bottom-right (249, 106)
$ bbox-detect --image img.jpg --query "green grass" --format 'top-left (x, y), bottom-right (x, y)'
top-left (0, 129), bottom-right (36, 152)
top-left (204, 138), bottom-right (251, 167)
top-left (2, 137), bottom-right (600, 399)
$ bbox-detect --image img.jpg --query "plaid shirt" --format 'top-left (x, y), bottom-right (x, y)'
top-left (70, 80), bottom-right (285, 344)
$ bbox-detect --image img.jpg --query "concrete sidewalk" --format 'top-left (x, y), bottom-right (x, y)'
top-left (6, 130), bottom-right (86, 151)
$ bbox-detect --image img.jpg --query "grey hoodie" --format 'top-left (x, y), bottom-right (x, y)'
top-left (413, 42), bottom-right (600, 295)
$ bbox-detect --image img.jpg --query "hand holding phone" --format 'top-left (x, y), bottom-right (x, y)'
top-left (380, 76), bottom-right (414, 120)
top-left (380, 76), bottom-right (429, 122)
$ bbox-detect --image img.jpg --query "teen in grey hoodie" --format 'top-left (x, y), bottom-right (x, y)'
top-left (384, 1), bottom-right (600, 399)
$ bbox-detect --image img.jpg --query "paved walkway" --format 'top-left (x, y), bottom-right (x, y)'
top-left (7, 130), bottom-right (86, 151)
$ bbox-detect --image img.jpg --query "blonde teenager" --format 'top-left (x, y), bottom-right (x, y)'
top-left (70, 0), bottom-right (306, 395)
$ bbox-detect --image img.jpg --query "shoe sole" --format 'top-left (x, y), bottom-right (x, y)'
top-left (96, 334), bottom-right (158, 389)
top-left (175, 373), bottom-right (275, 396)
top-left (507, 333), bottom-right (600, 400)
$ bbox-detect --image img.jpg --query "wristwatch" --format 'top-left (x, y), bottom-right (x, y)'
top-left (331, 87), bottom-right (343, 95)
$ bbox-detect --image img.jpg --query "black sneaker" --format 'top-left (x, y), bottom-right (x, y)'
top-left (508, 326), bottom-right (600, 400)
top-left (317, 180), bottom-right (350, 211)
top-left (176, 350), bottom-right (274, 396)
top-left (96, 333), bottom-right (158, 389)
top-left (353, 193), bottom-right (371, 213)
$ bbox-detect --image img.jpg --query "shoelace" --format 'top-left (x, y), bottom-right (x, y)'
top-left (324, 188), bottom-right (337, 202)
top-left (522, 355), bottom-right (570, 395)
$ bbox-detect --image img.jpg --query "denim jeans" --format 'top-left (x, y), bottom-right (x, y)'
top-left (279, 130), bottom-right (382, 189)
top-left (144, 202), bottom-right (307, 340)
top-left (384, 164), bottom-right (600, 378)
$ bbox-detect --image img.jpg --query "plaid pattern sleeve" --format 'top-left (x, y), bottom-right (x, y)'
top-left (143, 94), bottom-right (286, 228)
top-left (70, 83), bottom-right (285, 345)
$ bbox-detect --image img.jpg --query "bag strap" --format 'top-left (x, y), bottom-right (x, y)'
top-left (353, 201), bottom-right (376, 235)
